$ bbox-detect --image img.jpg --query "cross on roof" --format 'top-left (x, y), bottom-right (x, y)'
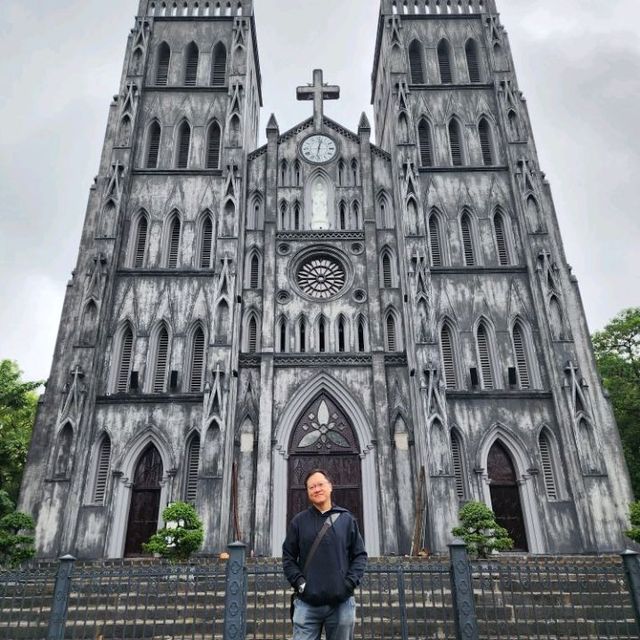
top-left (296, 69), bottom-right (340, 132)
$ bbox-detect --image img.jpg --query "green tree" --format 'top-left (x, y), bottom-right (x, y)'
top-left (143, 502), bottom-right (204, 561)
top-left (452, 501), bottom-right (514, 558)
top-left (592, 308), bottom-right (640, 497)
top-left (0, 508), bottom-right (35, 567)
top-left (0, 360), bottom-right (42, 505)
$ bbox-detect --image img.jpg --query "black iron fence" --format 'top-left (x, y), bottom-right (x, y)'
top-left (1, 543), bottom-right (639, 640)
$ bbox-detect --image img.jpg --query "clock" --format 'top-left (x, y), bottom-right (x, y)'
top-left (300, 134), bottom-right (337, 164)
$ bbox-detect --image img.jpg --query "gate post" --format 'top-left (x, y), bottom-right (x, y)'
top-left (46, 554), bottom-right (75, 640)
top-left (622, 550), bottom-right (640, 633)
top-left (223, 542), bottom-right (247, 640)
top-left (449, 540), bottom-right (479, 640)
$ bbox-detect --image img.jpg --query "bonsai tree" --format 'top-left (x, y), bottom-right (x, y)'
top-left (0, 509), bottom-right (35, 567)
top-left (143, 501), bottom-right (204, 561)
top-left (625, 501), bottom-right (640, 543)
top-left (452, 501), bottom-right (514, 558)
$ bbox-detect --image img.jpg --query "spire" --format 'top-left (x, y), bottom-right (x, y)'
top-left (266, 113), bottom-right (279, 133)
top-left (358, 112), bottom-right (371, 132)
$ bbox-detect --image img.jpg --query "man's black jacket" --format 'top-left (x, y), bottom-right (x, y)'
top-left (282, 504), bottom-right (367, 606)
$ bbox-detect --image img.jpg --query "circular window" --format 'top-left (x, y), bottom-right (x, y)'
top-left (353, 289), bottom-right (367, 303)
top-left (297, 256), bottom-right (346, 299)
top-left (277, 290), bottom-right (291, 304)
top-left (278, 243), bottom-right (291, 255)
top-left (350, 242), bottom-right (364, 255)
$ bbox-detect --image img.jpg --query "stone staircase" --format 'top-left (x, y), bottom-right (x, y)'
top-left (0, 556), bottom-right (636, 639)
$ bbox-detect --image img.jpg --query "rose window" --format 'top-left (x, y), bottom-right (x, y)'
top-left (296, 256), bottom-right (346, 299)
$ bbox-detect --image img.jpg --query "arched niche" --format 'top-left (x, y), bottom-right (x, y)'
top-left (304, 169), bottom-right (335, 230)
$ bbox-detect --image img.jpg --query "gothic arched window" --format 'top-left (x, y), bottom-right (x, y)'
top-left (146, 121), bottom-right (161, 169)
top-left (246, 315), bottom-right (258, 353)
top-left (184, 42), bottom-right (199, 86)
top-left (206, 121), bottom-right (222, 169)
top-left (351, 159), bottom-right (359, 186)
top-left (539, 429), bottom-right (558, 500)
top-left (165, 212), bottom-right (181, 268)
top-left (280, 160), bottom-right (288, 185)
top-left (93, 433), bottom-right (111, 504)
top-left (185, 433), bottom-right (200, 503)
top-left (357, 316), bottom-right (367, 352)
top-left (54, 423), bottom-right (73, 478)
top-left (493, 209), bottom-right (510, 265)
top-left (131, 212), bottom-right (148, 268)
top-left (156, 42), bottom-right (171, 85)
top-left (215, 300), bottom-right (230, 344)
top-left (382, 251), bottom-right (393, 288)
top-left (337, 315), bottom-right (346, 352)
top-left (189, 325), bottom-right (206, 392)
top-left (418, 118), bottom-right (433, 167)
top-left (151, 323), bottom-right (170, 392)
top-left (386, 312), bottom-right (399, 351)
top-left (476, 322), bottom-right (495, 389)
top-left (409, 40), bottom-right (425, 84)
top-left (448, 118), bottom-right (464, 166)
top-left (428, 212), bottom-right (443, 266)
top-left (318, 317), bottom-right (327, 353)
top-left (198, 212), bottom-right (214, 269)
top-left (460, 211), bottom-right (475, 266)
top-left (298, 317), bottom-right (307, 353)
top-left (512, 321), bottom-right (531, 389)
top-left (465, 39), bottom-right (481, 83)
top-left (249, 253), bottom-right (260, 289)
top-left (278, 317), bottom-right (288, 353)
top-left (175, 121), bottom-right (191, 169)
top-left (478, 117), bottom-right (494, 166)
top-left (115, 324), bottom-right (134, 393)
top-left (80, 300), bottom-right (98, 346)
top-left (451, 429), bottom-right (465, 499)
top-left (440, 322), bottom-right (457, 389)
top-left (339, 201), bottom-right (347, 230)
top-left (293, 202), bottom-right (301, 230)
top-left (437, 39), bottom-right (453, 84)
top-left (211, 42), bottom-right (227, 85)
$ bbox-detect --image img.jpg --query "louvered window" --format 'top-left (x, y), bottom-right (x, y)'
top-left (250, 255), bottom-right (260, 289)
top-left (418, 119), bottom-right (433, 167)
top-left (167, 216), bottom-right (181, 268)
top-left (318, 318), bottom-right (326, 352)
top-left (156, 42), bottom-right (170, 85)
top-left (176, 122), bottom-right (191, 169)
top-left (299, 320), bottom-right (306, 353)
top-left (409, 40), bottom-right (424, 84)
top-left (451, 431), bottom-right (465, 500)
top-left (539, 432), bottom-right (558, 500)
top-left (476, 324), bottom-right (494, 389)
top-left (512, 322), bottom-right (531, 389)
top-left (134, 215), bottom-right (148, 267)
top-left (153, 326), bottom-right (169, 392)
top-left (200, 216), bottom-right (213, 268)
top-left (440, 324), bottom-right (456, 389)
top-left (206, 123), bottom-right (221, 169)
top-left (494, 212), bottom-right (509, 265)
top-left (146, 122), bottom-right (161, 168)
top-left (449, 119), bottom-right (463, 166)
top-left (247, 317), bottom-right (257, 353)
top-left (478, 118), bottom-right (493, 166)
top-left (338, 318), bottom-right (345, 352)
top-left (460, 214), bottom-right (475, 266)
top-left (93, 436), bottom-right (111, 504)
top-left (357, 319), bottom-right (366, 352)
top-left (465, 39), bottom-right (481, 83)
top-left (116, 327), bottom-right (133, 393)
top-left (382, 253), bottom-right (393, 287)
top-left (211, 43), bottom-right (227, 85)
top-left (189, 327), bottom-right (205, 392)
top-left (279, 319), bottom-right (287, 353)
top-left (428, 215), bottom-right (442, 266)
top-left (438, 40), bottom-right (453, 84)
top-left (184, 43), bottom-right (199, 86)
top-left (386, 315), bottom-right (397, 351)
top-left (185, 435), bottom-right (200, 503)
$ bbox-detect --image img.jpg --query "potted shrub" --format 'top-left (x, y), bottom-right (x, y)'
top-left (451, 501), bottom-right (513, 559)
top-left (143, 501), bottom-right (204, 562)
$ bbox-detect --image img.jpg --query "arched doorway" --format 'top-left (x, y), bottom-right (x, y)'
top-left (487, 441), bottom-right (528, 551)
top-left (124, 444), bottom-right (163, 556)
top-left (287, 394), bottom-right (363, 533)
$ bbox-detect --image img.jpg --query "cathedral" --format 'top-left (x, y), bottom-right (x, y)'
top-left (20, 0), bottom-right (632, 559)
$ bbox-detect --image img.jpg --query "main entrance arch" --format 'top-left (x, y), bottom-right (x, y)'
top-left (287, 394), bottom-right (363, 532)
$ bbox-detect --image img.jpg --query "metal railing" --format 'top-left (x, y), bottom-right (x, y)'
top-left (0, 544), bottom-right (639, 640)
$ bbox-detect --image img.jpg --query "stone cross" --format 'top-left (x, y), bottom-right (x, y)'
top-left (296, 69), bottom-right (340, 131)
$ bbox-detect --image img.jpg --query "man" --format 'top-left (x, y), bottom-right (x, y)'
top-left (283, 469), bottom-right (367, 640)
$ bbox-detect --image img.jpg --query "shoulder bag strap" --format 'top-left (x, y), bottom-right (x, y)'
top-left (303, 512), bottom-right (341, 575)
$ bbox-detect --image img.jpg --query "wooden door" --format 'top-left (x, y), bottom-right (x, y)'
top-left (287, 395), bottom-right (363, 534)
top-left (124, 444), bottom-right (163, 556)
top-left (488, 441), bottom-right (528, 551)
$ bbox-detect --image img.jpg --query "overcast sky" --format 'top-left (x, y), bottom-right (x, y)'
top-left (1, 0), bottom-right (638, 382)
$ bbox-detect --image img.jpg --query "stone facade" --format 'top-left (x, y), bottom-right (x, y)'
top-left (20, 0), bottom-right (632, 559)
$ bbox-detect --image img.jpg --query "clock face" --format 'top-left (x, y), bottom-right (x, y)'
top-left (300, 135), bottom-right (337, 164)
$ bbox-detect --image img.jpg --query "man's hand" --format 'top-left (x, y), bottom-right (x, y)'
top-left (297, 580), bottom-right (306, 594)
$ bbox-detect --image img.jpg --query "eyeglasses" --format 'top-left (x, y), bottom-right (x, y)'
top-left (307, 482), bottom-right (329, 491)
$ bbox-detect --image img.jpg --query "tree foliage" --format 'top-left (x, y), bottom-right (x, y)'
top-left (0, 507), bottom-right (35, 567)
top-left (592, 308), bottom-right (640, 497)
top-left (625, 501), bottom-right (640, 543)
top-left (0, 360), bottom-right (42, 504)
top-left (143, 502), bottom-right (204, 561)
top-left (452, 501), bottom-right (514, 558)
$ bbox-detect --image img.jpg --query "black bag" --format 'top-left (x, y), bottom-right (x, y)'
top-left (289, 512), bottom-right (341, 622)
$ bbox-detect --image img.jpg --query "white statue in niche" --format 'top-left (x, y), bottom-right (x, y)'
top-left (310, 179), bottom-right (329, 230)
